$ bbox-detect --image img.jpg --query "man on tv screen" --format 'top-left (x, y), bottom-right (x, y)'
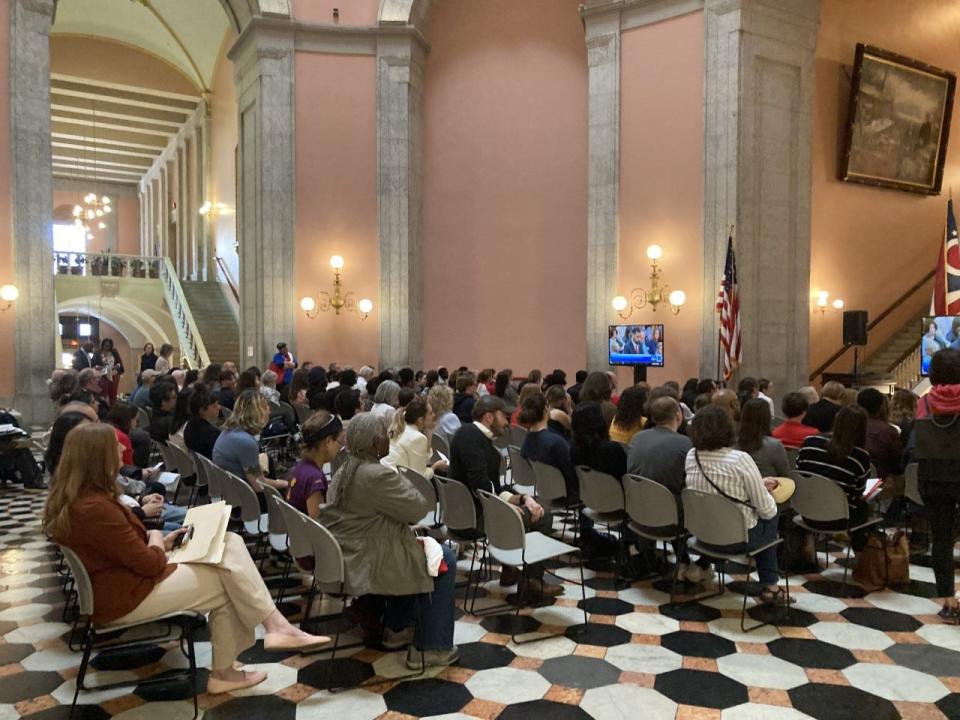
top-left (623, 326), bottom-right (656, 356)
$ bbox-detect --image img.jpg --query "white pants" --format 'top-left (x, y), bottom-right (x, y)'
top-left (112, 532), bottom-right (275, 670)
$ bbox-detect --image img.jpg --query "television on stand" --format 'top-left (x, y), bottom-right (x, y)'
top-left (921, 316), bottom-right (960, 376)
top-left (609, 324), bottom-right (664, 382)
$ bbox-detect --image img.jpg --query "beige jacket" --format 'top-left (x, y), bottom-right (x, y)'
top-left (319, 460), bottom-right (432, 596)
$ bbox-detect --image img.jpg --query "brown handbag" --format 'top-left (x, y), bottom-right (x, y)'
top-left (853, 531), bottom-right (910, 592)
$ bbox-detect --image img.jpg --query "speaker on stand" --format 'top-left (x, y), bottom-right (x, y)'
top-left (842, 310), bottom-right (868, 386)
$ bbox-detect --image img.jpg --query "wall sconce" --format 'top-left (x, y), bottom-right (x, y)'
top-left (300, 255), bottom-right (373, 321)
top-left (198, 201), bottom-right (234, 219)
top-left (0, 285), bottom-right (18, 312)
top-left (612, 245), bottom-right (686, 318)
top-left (814, 290), bottom-right (844, 315)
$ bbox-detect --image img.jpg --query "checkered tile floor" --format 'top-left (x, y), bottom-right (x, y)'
top-left (0, 490), bottom-right (959, 719)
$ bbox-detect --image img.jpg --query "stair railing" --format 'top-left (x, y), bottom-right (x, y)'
top-left (891, 344), bottom-right (923, 389)
top-left (809, 269), bottom-right (935, 383)
top-left (159, 257), bottom-right (211, 370)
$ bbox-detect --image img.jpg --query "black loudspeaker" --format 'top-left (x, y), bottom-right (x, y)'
top-left (843, 310), bottom-right (868, 346)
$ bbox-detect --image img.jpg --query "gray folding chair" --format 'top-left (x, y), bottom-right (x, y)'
top-left (434, 474), bottom-right (486, 613)
top-left (194, 453), bottom-right (223, 503)
top-left (136, 406), bottom-right (151, 432)
top-left (398, 465), bottom-right (440, 529)
top-left (790, 470), bottom-right (883, 597)
top-left (188, 449), bottom-right (209, 501)
top-left (784, 447), bottom-right (799, 469)
top-left (529, 459), bottom-right (580, 541)
top-left (221, 471), bottom-right (269, 557)
top-left (431, 432), bottom-right (450, 460)
top-left (506, 445), bottom-right (536, 496)
top-left (61, 546), bottom-right (203, 718)
top-left (330, 447), bottom-right (348, 477)
top-left (624, 474), bottom-right (686, 601)
top-left (261, 485), bottom-right (295, 599)
top-left (295, 404), bottom-right (315, 426)
top-left (681, 489), bottom-right (787, 632)
top-left (477, 489), bottom-right (587, 642)
top-left (167, 443), bottom-right (199, 506)
top-left (577, 466), bottom-right (630, 579)
top-left (904, 462), bottom-right (923, 506)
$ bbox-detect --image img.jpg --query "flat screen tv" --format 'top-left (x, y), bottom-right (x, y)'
top-left (921, 316), bottom-right (960, 376)
top-left (609, 324), bottom-right (664, 367)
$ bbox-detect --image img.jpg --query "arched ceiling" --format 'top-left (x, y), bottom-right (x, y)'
top-left (52, 0), bottom-right (233, 93)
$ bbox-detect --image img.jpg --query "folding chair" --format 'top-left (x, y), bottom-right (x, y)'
top-left (61, 546), bottom-right (203, 719)
top-left (397, 465), bottom-right (440, 529)
top-left (167, 443), bottom-right (199, 506)
top-left (784, 447), bottom-right (800, 469)
top-left (790, 470), bottom-right (883, 597)
top-left (295, 404), bottom-right (315, 426)
top-left (681, 489), bottom-right (788, 632)
top-left (476, 489), bottom-right (586, 643)
top-left (221, 471), bottom-right (269, 558)
top-left (431, 432), bottom-right (450, 462)
top-left (623, 474), bottom-right (686, 601)
top-left (434, 475), bottom-right (486, 613)
top-left (529, 459), bottom-right (581, 542)
top-left (577, 466), bottom-right (629, 580)
top-left (187, 449), bottom-right (209, 504)
top-left (506, 446), bottom-right (536, 496)
top-left (194, 453), bottom-right (223, 503)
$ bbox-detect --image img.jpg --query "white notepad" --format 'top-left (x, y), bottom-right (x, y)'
top-left (168, 501), bottom-right (232, 565)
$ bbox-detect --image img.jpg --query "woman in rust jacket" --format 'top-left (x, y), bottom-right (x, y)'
top-left (43, 423), bottom-right (328, 695)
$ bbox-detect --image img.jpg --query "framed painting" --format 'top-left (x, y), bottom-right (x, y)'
top-left (840, 44), bottom-right (956, 195)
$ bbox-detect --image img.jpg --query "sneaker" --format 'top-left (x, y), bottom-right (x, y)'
top-left (405, 645), bottom-right (460, 670)
top-left (382, 625), bottom-right (415, 650)
top-left (675, 564), bottom-right (689, 581)
top-left (683, 564), bottom-right (702, 583)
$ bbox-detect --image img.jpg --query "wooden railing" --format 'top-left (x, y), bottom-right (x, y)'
top-left (53, 251), bottom-right (161, 279)
top-left (809, 269), bottom-right (936, 382)
top-left (215, 255), bottom-right (240, 303)
top-left (159, 257), bottom-right (210, 371)
top-left (891, 345), bottom-right (923, 389)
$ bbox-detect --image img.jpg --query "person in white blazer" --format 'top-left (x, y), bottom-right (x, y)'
top-left (382, 398), bottom-right (448, 478)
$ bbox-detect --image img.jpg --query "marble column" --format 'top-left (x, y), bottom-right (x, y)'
top-left (376, 31), bottom-right (426, 371)
top-left (10, 0), bottom-right (57, 427)
top-left (701, 0), bottom-right (819, 395)
top-left (229, 21), bottom-right (295, 365)
top-left (582, 6), bottom-right (621, 372)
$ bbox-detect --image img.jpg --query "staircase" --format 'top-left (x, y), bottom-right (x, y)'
top-left (180, 281), bottom-right (239, 365)
top-left (860, 314), bottom-right (923, 381)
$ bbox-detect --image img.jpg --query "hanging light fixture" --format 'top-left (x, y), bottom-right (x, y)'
top-left (80, 103), bottom-right (112, 237)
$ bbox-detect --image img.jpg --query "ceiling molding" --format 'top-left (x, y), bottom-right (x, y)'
top-left (51, 72), bottom-right (201, 103)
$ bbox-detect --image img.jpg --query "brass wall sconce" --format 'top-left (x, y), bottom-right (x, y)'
top-left (612, 245), bottom-right (686, 318)
top-left (814, 290), bottom-right (844, 315)
top-left (0, 285), bottom-right (18, 312)
top-left (300, 255), bottom-right (373, 321)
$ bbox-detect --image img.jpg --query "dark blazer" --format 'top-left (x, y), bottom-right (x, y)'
top-left (72, 349), bottom-right (92, 370)
top-left (803, 399), bottom-right (841, 433)
top-left (184, 417), bottom-right (221, 460)
top-left (52, 490), bottom-right (174, 624)
top-left (448, 422), bottom-right (502, 500)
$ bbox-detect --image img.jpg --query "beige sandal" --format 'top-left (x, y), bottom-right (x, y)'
top-left (207, 670), bottom-right (268, 695)
top-left (263, 632), bottom-right (331, 653)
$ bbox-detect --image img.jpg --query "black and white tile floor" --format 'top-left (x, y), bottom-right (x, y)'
top-left (0, 490), bottom-right (959, 719)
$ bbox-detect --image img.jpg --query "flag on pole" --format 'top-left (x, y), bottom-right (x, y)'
top-left (931, 198), bottom-right (960, 315)
top-left (719, 236), bottom-right (741, 381)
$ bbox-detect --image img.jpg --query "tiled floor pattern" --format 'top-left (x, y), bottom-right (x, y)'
top-left (0, 490), bottom-right (958, 719)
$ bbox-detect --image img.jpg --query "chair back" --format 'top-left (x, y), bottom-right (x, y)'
top-left (195, 454), bottom-right (222, 501)
top-left (477, 489), bottom-right (525, 553)
top-left (398, 465), bottom-right (439, 526)
top-left (507, 446), bottom-right (536, 492)
top-left (295, 404), bottom-right (315, 426)
top-left (577, 466), bottom-right (625, 514)
top-left (434, 474), bottom-right (478, 532)
top-left (904, 462), bottom-right (923, 506)
top-left (508, 425), bottom-right (528, 447)
top-left (260, 484), bottom-right (288, 535)
top-left (157, 441), bottom-right (178, 473)
top-left (530, 459), bottom-right (567, 502)
top-left (330, 447), bottom-right (349, 477)
top-left (303, 515), bottom-right (347, 591)
top-left (784, 447), bottom-right (799, 469)
top-left (431, 432), bottom-right (450, 459)
top-left (224, 471), bottom-right (263, 526)
top-left (136, 407), bottom-right (151, 432)
top-left (276, 498), bottom-right (312, 560)
top-left (790, 470), bottom-right (850, 522)
top-left (189, 450), bottom-right (209, 490)
top-left (681, 489), bottom-right (748, 546)
top-left (624, 474), bottom-right (679, 529)
top-left (60, 546), bottom-right (94, 618)
top-left (168, 443), bottom-right (196, 479)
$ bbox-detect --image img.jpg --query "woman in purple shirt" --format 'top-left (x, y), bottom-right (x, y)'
top-left (287, 411), bottom-right (344, 518)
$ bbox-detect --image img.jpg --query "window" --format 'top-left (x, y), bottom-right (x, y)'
top-left (53, 223), bottom-right (87, 255)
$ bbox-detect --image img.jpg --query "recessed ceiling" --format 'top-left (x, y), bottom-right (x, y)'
top-left (52, 0), bottom-right (232, 92)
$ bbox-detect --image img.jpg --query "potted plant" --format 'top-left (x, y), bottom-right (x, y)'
top-left (130, 258), bottom-right (146, 278)
top-left (90, 254), bottom-right (107, 276)
top-left (69, 255), bottom-right (85, 275)
top-left (56, 254), bottom-right (70, 274)
top-left (109, 257), bottom-right (127, 277)
top-left (148, 259), bottom-right (160, 279)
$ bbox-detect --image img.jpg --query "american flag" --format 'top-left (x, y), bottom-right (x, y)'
top-left (931, 198), bottom-right (960, 315)
top-left (719, 236), bottom-right (741, 380)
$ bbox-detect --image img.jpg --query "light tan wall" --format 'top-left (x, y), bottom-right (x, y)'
top-left (811, 0), bottom-right (960, 376)
top-left (210, 38), bottom-right (238, 287)
top-left (293, 52), bottom-right (379, 367)
top-left (0, 0), bottom-right (12, 402)
top-left (618, 12), bottom-right (704, 388)
top-left (50, 35), bottom-right (198, 94)
top-left (422, 0), bottom-right (588, 377)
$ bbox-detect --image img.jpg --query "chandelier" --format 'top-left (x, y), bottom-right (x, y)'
top-left (72, 104), bottom-right (112, 240)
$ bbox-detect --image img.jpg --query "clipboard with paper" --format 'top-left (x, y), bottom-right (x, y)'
top-left (168, 501), bottom-right (232, 564)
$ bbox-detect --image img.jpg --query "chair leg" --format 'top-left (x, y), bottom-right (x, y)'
top-left (185, 624), bottom-right (199, 720)
top-left (467, 543), bottom-right (486, 616)
top-left (839, 542), bottom-right (853, 598)
top-left (300, 578), bottom-right (318, 631)
top-left (72, 625), bottom-right (94, 710)
top-left (579, 554), bottom-right (588, 627)
top-left (324, 596), bottom-right (345, 692)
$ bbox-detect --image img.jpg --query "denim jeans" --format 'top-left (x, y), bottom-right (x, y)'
top-left (161, 503), bottom-right (188, 534)
top-left (383, 544), bottom-right (457, 650)
top-left (701, 515), bottom-right (780, 585)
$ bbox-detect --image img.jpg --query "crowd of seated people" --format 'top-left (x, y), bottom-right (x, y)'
top-left (24, 343), bottom-right (960, 703)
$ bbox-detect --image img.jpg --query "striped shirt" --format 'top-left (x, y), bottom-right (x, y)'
top-left (684, 447), bottom-right (777, 529)
top-left (795, 434), bottom-right (870, 500)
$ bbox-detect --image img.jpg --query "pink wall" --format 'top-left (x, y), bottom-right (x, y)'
top-left (422, 0), bottom-right (588, 376)
top-left (618, 12), bottom-right (704, 388)
top-left (210, 37), bottom-right (239, 287)
top-left (0, 0), bottom-right (11, 402)
top-left (811, 0), bottom-right (960, 375)
top-left (293, 53), bottom-right (379, 368)
top-left (292, 0), bottom-right (378, 25)
top-left (52, 190), bottom-right (139, 256)
top-left (50, 35), bottom-right (198, 94)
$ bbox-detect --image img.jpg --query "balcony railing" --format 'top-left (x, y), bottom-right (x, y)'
top-left (53, 252), bottom-right (161, 279)
top-left (159, 257), bottom-right (210, 371)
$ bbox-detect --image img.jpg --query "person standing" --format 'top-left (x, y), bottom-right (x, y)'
top-left (270, 342), bottom-right (297, 390)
